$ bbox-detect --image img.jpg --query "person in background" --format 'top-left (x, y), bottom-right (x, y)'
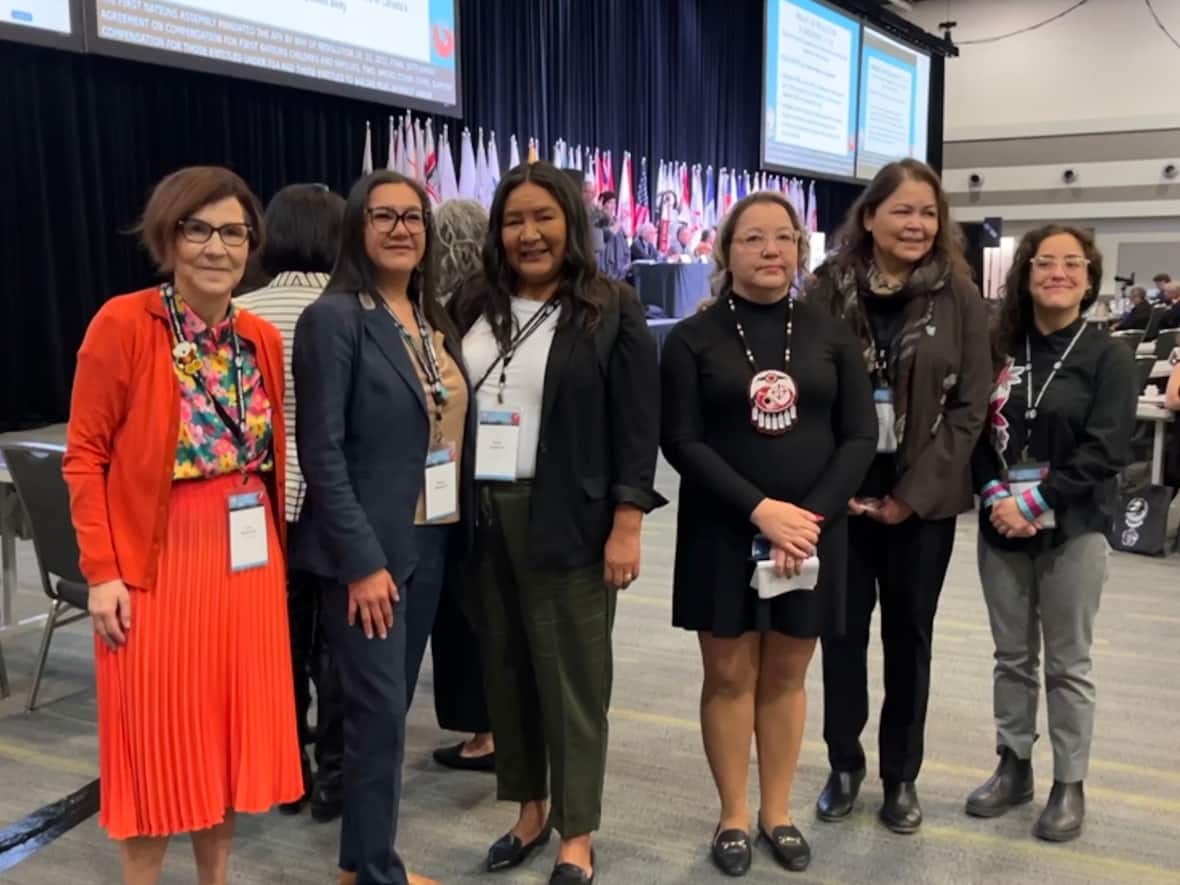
top-left (1158, 282), bottom-right (1180, 329)
top-left (583, 178), bottom-right (609, 258)
top-left (966, 225), bottom-right (1133, 842)
top-left (694, 227), bottom-right (717, 260)
top-left (631, 223), bottom-right (660, 262)
top-left (597, 191), bottom-right (629, 281)
top-left (667, 223), bottom-right (693, 258)
top-left (1150, 272), bottom-right (1171, 302)
top-left (64, 166), bottom-right (303, 884)
top-left (1115, 287), bottom-right (1150, 331)
top-left (661, 191), bottom-right (876, 875)
top-left (450, 161), bottom-right (663, 884)
top-left (236, 182), bottom-right (347, 823)
top-left (429, 197), bottom-right (496, 773)
top-left (807, 158), bottom-right (991, 835)
top-left (294, 170), bottom-right (474, 885)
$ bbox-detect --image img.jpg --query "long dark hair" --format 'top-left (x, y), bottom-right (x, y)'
top-left (324, 171), bottom-right (453, 337)
top-left (458, 161), bottom-right (607, 349)
top-left (991, 224), bottom-right (1103, 369)
top-left (829, 159), bottom-right (971, 282)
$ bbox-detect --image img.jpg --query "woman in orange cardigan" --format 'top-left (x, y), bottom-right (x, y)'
top-left (64, 166), bottom-right (303, 884)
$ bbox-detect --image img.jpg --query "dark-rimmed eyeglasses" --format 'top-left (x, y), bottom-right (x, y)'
top-left (177, 218), bottom-right (253, 247)
top-left (367, 206), bottom-right (428, 235)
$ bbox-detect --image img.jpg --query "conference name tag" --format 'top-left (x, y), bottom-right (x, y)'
top-left (228, 491), bottom-right (269, 572)
top-left (1006, 462), bottom-right (1056, 530)
top-left (874, 387), bottom-right (899, 454)
top-left (475, 409), bottom-right (521, 482)
top-left (424, 444), bottom-right (458, 523)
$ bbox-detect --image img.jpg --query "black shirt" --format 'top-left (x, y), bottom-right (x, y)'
top-left (859, 289), bottom-right (911, 499)
top-left (971, 318), bottom-right (1136, 551)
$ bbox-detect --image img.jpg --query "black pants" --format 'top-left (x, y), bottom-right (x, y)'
top-left (287, 556), bottom-right (343, 784)
top-left (431, 568), bottom-right (491, 733)
top-left (821, 515), bottom-right (956, 784)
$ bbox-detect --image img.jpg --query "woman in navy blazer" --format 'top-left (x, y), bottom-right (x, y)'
top-left (293, 170), bottom-right (474, 885)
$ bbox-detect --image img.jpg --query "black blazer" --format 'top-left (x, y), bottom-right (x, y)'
top-left (451, 279), bottom-right (666, 570)
top-left (631, 238), bottom-right (659, 262)
top-left (291, 292), bottom-right (477, 587)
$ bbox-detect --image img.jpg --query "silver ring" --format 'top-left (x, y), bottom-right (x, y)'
top-left (622, 573), bottom-right (633, 583)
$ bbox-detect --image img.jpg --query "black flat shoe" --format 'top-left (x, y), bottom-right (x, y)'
top-left (1034, 781), bottom-right (1084, 842)
top-left (757, 822), bottom-right (811, 872)
top-left (816, 768), bottom-right (865, 821)
top-left (486, 827), bottom-right (552, 872)
top-left (711, 826), bottom-right (751, 877)
top-left (432, 741), bottom-right (496, 772)
top-left (309, 782), bottom-right (343, 824)
top-left (880, 782), bottom-right (922, 834)
top-left (966, 747), bottom-right (1034, 818)
top-left (549, 850), bottom-right (594, 884)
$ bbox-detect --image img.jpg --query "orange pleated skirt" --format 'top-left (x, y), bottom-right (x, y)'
top-left (94, 472), bottom-right (304, 839)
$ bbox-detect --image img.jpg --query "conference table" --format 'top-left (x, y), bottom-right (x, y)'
top-left (1137, 397), bottom-right (1174, 486)
top-left (632, 261), bottom-right (712, 319)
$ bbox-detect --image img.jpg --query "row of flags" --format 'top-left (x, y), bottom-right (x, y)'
top-left (360, 117), bottom-right (822, 235)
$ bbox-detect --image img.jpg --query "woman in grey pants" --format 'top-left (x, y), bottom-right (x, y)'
top-left (967, 224), bottom-right (1135, 842)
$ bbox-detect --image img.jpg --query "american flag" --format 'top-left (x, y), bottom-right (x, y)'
top-left (634, 156), bottom-right (650, 230)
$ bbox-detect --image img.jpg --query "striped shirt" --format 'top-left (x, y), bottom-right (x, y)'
top-left (236, 272), bottom-right (329, 524)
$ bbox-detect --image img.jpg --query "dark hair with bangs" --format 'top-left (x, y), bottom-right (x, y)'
top-left (260, 184), bottom-right (345, 276)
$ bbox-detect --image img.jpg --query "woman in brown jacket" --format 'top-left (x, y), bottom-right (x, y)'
top-left (806, 159), bottom-right (991, 835)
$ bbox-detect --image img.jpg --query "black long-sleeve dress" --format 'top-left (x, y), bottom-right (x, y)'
top-left (661, 293), bottom-right (877, 638)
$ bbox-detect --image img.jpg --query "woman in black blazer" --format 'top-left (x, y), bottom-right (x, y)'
top-left (449, 161), bottom-right (664, 885)
top-left (293, 170), bottom-right (474, 885)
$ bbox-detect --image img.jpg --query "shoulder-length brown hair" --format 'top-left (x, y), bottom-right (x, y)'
top-left (992, 224), bottom-right (1103, 367)
top-left (829, 159), bottom-right (970, 281)
top-left (712, 191), bottom-right (810, 294)
top-left (137, 166), bottom-right (265, 272)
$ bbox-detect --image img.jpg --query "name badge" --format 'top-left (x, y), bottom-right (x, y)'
top-left (1006, 462), bottom-right (1056, 529)
top-left (424, 444), bottom-right (458, 522)
top-left (228, 491), bottom-right (269, 572)
top-left (874, 387), bottom-right (899, 454)
top-left (475, 409), bottom-right (521, 482)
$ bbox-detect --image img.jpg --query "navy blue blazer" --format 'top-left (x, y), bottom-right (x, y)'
top-left (291, 291), bottom-right (477, 587)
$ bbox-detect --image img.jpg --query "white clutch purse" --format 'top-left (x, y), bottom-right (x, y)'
top-left (749, 557), bottom-right (821, 600)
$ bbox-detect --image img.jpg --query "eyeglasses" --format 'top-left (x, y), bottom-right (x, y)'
top-left (1030, 256), bottom-right (1090, 273)
top-left (177, 218), bottom-right (253, 247)
top-left (367, 206), bottom-right (427, 235)
top-left (735, 231), bottom-right (800, 251)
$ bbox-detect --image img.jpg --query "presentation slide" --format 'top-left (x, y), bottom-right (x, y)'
top-left (2, 0), bottom-right (81, 48)
top-left (88, 0), bottom-right (460, 113)
top-left (855, 26), bottom-right (930, 180)
top-left (762, 0), bottom-right (860, 180)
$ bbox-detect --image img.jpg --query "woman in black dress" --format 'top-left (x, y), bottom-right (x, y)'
top-left (661, 192), bottom-right (876, 875)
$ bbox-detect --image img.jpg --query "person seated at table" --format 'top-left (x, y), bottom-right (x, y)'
top-left (667, 224), bottom-right (693, 258)
top-left (694, 227), bottom-right (716, 260)
top-left (1158, 282), bottom-right (1180, 329)
top-left (1115, 287), bottom-right (1150, 331)
top-left (631, 223), bottom-right (660, 262)
top-left (1150, 272), bottom-right (1171, 303)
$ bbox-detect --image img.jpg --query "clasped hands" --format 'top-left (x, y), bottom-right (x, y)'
top-left (751, 499), bottom-right (823, 578)
top-left (988, 495), bottom-right (1040, 539)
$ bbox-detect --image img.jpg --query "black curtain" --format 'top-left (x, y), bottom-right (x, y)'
top-left (0, 0), bottom-right (876, 430)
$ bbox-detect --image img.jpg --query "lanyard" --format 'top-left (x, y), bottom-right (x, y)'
top-left (862, 295), bottom-right (935, 387)
top-left (1023, 322), bottom-right (1087, 424)
top-left (473, 298), bottom-right (561, 403)
top-left (380, 299), bottom-right (448, 441)
top-left (728, 293), bottom-right (793, 374)
top-left (163, 284), bottom-right (252, 471)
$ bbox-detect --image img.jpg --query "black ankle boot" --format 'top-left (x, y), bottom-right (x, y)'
top-left (816, 768), bottom-right (865, 821)
top-left (965, 747), bottom-right (1034, 818)
top-left (880, 782), bottom-right (922, 834)
top-left (1034, 781), bottom-right (1084, 842)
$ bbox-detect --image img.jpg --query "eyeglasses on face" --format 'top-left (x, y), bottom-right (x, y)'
top-left (367, 206), bottom-right (427, 235)
top-left (735, 231), bottom-right (800, 251)
top-left (177, 218), bottom-right (253, 247)
top-left (1030, 256), bottom-right (1090, 273)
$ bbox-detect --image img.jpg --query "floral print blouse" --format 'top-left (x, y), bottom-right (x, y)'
top-left (166, 289), bottom-right (274, 479)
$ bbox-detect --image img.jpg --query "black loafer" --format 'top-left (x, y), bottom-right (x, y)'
top-left (880, 782), bottom-right (922, 834)
top-left (711, 826), bottom-right (752, 877)
top-left (486, 827), bottom-right (552, 872)
top-left (432, 741), bottom-right (496, 772)
top-left (758, 822), bottom-right (811, 872)
top-left (549, 850), bottom-right (594, 884)
top-left (816, 768), bottom-right (865, 821)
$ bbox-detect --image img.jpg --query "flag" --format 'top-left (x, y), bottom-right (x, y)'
top-left (487, 131), bottom-right (502, 195)
top-left (690, 164), bottom-right (704, 230)
top-left (404, 119), bottom-right (419, 183)
top-left (807, 180), bottom-right (819, 232)
top-left (592, 149), bottom-right (603, 198)
top-left (508, 134), bottom-right (521, 170)
top-left (424, 119), bottom-right (439, 205)
top-left (476, 128), bottom-right (495, 208)
top-left (617, 151), bottom-right (634, 238)
top-left (552, 138), bottom-right (565, 169)
top-left (635, 156), bottom-right (650, 230)
top-left (573, 145), bottom-right (582, 172)
top-left (527, 138), bottom-right (539, 164)
top-left (361, 121), bottom-right (373, 175)
top-left (603, 150), bottom-right (615, 195)
top-left (679, 163), bottom-right (692, 224)
top-left (704, 166), bottom-right (716, 229)
top-left (439, 125), bottom-right (459, 202)
top-left (717, 169), bottom-right (728, 219)
top-left (386, 116), bottom-right (396, 171)
top-left (458, 128), bottom-right (477, 200)
top-left (727, 168), bottom-right (738, 213)
top-left (396, 116), bottom-right (409, 175)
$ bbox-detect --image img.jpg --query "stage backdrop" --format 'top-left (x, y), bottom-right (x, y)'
top-left (0, 0), bottom-right (941, 430)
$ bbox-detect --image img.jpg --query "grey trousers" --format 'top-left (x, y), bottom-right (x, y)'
top-left (976, 532), bottom-right (1108, 783)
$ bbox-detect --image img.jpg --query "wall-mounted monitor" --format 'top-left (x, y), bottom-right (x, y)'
top-left (1, 0), bottom-right (83, 51)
